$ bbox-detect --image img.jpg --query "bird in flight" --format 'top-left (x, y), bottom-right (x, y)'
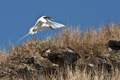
top-left (16, 16), bottom-right (65, 44)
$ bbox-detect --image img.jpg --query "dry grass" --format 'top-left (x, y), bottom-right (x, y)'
top-left (0, 50), bottom-right (7, 64)
top-left (0, 23), bottom-right (120, 80)
top-left (45, 24), bottom-right (120, 56)
top-left (42, 66), bottom-right (120, 80)
top-left (9, 24), bottom-right (120, 57)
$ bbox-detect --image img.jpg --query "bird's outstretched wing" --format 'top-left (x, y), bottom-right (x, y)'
top-left (46, 21), bottom-right (65, 29)
top-left (34, 20), bottom-right (42, 27)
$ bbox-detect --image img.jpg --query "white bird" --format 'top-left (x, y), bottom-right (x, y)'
top-left (16, 16), bottom-right (65, 44)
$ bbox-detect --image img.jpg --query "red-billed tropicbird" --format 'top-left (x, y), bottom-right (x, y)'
top-left (16, 16), bottom-right (65, 43)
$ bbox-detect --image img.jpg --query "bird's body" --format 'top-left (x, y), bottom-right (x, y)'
top-left (16, 16), bottom-right (65, 44)
top-left (33, 16), bottom-right (64, 32)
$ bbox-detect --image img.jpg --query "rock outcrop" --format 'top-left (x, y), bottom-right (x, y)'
top-left (0, 40), bottom-right (120, 80)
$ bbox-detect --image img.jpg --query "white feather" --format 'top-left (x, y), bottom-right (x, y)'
top-left (47, 21), bottom-right (65, 29)
top-left (16, 27), bottom-right (37, 44)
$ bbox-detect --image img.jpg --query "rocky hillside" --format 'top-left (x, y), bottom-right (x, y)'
top-left (0, 24), bottom-right (120, 80)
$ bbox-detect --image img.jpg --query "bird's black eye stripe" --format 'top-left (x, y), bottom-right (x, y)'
top-left (43, 16), bottom-right (49, 19)
top-left (43, 16), bottom-right (53, 20)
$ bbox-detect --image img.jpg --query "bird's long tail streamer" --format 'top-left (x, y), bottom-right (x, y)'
top-left (16, 32), bottom-right (31, 44)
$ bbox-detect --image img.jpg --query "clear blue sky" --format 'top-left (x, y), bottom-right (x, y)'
top-left (0, 0), bottom-right (120, 50)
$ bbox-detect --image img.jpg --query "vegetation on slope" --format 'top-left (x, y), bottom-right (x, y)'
top-left (0, 24), bottom-right (120, 80)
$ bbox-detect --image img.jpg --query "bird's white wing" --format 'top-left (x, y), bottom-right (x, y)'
top-left (34, 20), bottom-right (42, 27)
top-left (46, 21), bottom-right (65, 29)
top-left (34, 26), bottom-right (50, 31)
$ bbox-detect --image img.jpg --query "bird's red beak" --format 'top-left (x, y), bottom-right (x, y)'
top-left (50, 26), bottom-right (54, 30)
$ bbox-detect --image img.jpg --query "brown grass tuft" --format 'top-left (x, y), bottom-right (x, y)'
top-left (45, 24), bottom-right (120, 56)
